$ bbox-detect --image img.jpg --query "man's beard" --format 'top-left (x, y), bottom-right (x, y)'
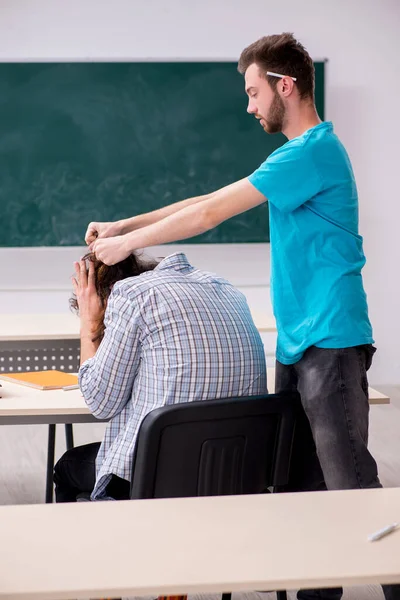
top-left (263, 91), bottom-right (285, 134)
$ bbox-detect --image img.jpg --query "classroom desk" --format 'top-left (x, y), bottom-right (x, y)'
top-left (0, 311), bottom-right (388, 406)
top-left (0, 315), bottom-right (83, 501)
top-left (0, 381), bottom-right (97, 425)
top-left (0, 488), bottom-right (399, 599)
top-left (249, 310), bottom-right (277, 332)
top-left (0, 367), bottom-right (390, 425)
top-left (0, 368), bottom-right (390, 505)
top-left (0, 310), bottom-right (277, 339)
top-left (0, 314), bottom-right (387, 505)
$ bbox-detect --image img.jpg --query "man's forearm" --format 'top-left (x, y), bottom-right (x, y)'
top-left (122, 200), bottom-right (214, 251)
top-left (118, 192), bottom-right (214, 234)
top-left (118, 177), bottom-right (266, 252)
top-left (91, 178), bottom-right (266, 265)
top-left (80, 328), bottom-right (101, 365)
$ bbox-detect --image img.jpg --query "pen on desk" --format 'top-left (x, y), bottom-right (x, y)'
top-left (63, 384), bottom-right (80, 391)
top-left (368, 522), bottom-right (399, 542)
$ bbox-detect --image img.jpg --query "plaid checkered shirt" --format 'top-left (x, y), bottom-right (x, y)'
top-left (79, 252), bottom-right (267, 500)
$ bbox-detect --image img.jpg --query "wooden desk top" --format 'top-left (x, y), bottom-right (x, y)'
top-left (0, 368), bottom-right (389, 424)
top-left (0, 378), bottom-right (93, 424)
top-left (249, 310), bottom-right (277, 332)
top-left (0, 309), bottom-right (276, 342)
top-left (0, 488), bottom-right (399, 599)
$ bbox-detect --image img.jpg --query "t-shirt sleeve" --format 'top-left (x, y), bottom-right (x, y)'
top-left (248, 141), bottom-right (323, 213)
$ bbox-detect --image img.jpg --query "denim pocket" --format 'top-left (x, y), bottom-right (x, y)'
top-left (357, 344), bottom-right (376, 373)
top-left (365, 344), bottom-right (377, 371)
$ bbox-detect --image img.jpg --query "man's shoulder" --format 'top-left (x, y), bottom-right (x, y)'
top-left (268, 122), bottom-right (335, 160)
top-left (111, 268), bottom-right (234, 301)
top-left (111, 270), bottom-right (160, 299)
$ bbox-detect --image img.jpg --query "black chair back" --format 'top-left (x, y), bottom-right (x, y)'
top-left (131, 392), bottom-right (300, 500)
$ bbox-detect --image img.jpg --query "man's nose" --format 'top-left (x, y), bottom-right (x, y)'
top-left (247, 101), bottom-right (257, 114)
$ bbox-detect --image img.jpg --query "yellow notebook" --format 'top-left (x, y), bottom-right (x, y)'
top-left (0, 370), bottom-right (78, 390)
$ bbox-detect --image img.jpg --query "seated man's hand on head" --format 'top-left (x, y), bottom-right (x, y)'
top-left (70, 252), bottom-right (159, 342)
top-left (72, 258), bottom-right (104, 339)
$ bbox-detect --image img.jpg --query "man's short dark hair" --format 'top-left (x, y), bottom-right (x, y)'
top-left (238, 32), bottom-right (315, 100)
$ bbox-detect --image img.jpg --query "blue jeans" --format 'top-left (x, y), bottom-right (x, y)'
top-left (276, 345), bottom-right (400, 600)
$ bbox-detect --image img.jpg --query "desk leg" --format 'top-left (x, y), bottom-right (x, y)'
top-left (46, 424), bottom-right (56, 504)
top-left (65, 424), bottom-right (74, 450)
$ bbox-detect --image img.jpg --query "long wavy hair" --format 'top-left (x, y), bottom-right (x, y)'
top-left (70, 252), bottom-right (159, 342)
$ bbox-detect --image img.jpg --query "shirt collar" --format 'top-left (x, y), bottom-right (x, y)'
top-left (154, 252), bottom-right (194, 273)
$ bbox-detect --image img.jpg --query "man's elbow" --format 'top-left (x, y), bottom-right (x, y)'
top-left (80, 381), bottom-right (114, 419)
top-left (83, 392), bottom-right (112, 420)
top-left (83, 388), bottom-right (129, 420)
top-left (90, 403), bottom-right (113, 420)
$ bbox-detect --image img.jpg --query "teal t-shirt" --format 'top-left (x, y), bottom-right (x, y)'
top-left (248, 121), bottom-right (373, 365)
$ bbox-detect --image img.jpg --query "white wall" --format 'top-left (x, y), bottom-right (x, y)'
top-left (0, 0), bottom-right (399, 384)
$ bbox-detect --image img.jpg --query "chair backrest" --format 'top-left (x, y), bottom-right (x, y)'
top-left (130, 392), bottom-right (300, 500)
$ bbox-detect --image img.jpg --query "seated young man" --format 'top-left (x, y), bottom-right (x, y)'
top-left (54, 251), bottom-right (267, 502)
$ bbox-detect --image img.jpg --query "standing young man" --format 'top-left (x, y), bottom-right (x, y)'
top-left (85, 34), bottom-right (399, 599)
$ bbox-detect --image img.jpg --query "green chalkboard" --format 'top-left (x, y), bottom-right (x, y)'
top-left (0, 62), bottom-right (325, 247)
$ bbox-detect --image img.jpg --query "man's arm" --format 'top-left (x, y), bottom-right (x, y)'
top-left (93, 178), bottom-right (266, 265)
top-left (85, 192), bottom-right (213, 244)
top-left (79, 330), bottom-right (101, 365)
top-left (79, 287), bottom-right (143, 420)
top-left (72, 259), bottom-right (104, 364)
top-left (85, 181), bottom-right (244, 244)
top-left (118, 191), bottom-right (214, 234)
top-left (118, 179), bottom-right (247, 233)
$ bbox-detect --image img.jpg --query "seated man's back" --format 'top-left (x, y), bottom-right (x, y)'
top-left (60, 252), bottom-right (267, 501)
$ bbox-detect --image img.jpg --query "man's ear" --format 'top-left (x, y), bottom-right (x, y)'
top-left (280, 77), bottom-right (295, 97)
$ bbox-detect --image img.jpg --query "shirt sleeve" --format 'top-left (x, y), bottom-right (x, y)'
top-left (79, 284), bottom-right (144, 420)
top-left (248, 140), bottom-right (323, 213)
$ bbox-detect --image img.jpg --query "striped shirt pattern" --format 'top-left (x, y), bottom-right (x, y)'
top-left (79, 253), bottom-right (267, 500)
